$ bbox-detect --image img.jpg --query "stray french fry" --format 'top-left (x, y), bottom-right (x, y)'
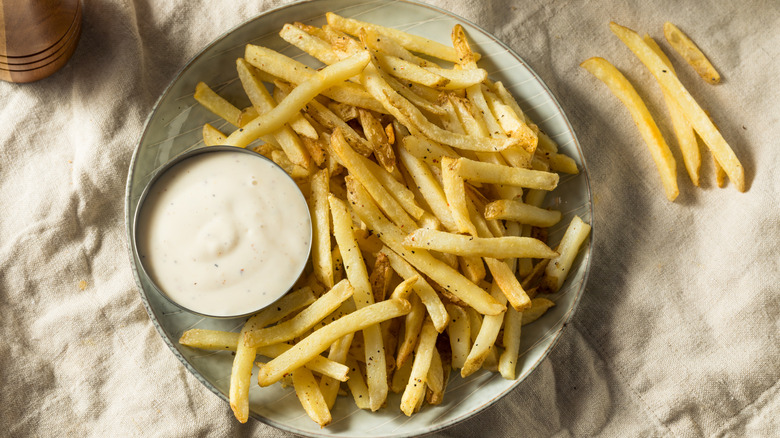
top-left (581, 56), bottom-right (679, 201)
top-left (643, 35), bottom-right (701, 186)
top-left (663, 22), bottom-right (720, 85)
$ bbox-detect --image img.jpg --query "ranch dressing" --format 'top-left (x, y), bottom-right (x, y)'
top-left (136, 149), bottom-right (311, 317)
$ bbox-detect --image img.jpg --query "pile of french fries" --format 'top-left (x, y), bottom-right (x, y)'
top-left (582, 22), bottom-right (745, 201)
top-left (182, 13), bottom-right (591, 427)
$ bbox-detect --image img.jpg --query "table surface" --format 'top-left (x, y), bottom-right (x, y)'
top-left (1, 0), bottom-right (778, 437)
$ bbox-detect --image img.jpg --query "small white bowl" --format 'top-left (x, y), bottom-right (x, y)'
top-left (131, 146), bottom-right (312, 318)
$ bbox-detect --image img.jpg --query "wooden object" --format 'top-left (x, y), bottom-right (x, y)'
top-left (0, 0), bottom-right (82, 83)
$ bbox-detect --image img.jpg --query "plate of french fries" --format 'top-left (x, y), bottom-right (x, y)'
top-left (126, 0), bottom-right (593, 435)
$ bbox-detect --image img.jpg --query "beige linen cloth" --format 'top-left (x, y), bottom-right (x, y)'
top-left (1, 0), bottom-right (778, 436)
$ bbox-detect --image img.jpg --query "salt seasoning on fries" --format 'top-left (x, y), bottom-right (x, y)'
top-left (186, 14), bottom-right (591, 426)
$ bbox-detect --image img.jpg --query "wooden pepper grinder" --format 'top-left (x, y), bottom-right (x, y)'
top-left (1, 0), bottom-right (82, 83)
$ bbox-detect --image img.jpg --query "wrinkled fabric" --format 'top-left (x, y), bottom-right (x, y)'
top-left (1, 0), bottom-right (778, 436)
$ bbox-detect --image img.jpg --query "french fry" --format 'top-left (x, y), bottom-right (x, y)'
top-left (643, 35), bottom-right (701, 186)
top-left (328, 102), bottom-right (360, 122)
top-left (454, 156), bottom-right (559, 191)
top-left (581, 56), bottom-right (679, 201)
top-left (383, 73), bottom-right (449, 116)
top-left (445, 304), bottom-right (470, 371)
top-left (360, 26), bottom-right (487, 91)
top-left (403, 228), bottom-right (558, 259)
top-left (243, 280), bottom-right (354, 348)
top-left (303, 98), bottom-right (374, 156)
top-left (396, 293), bottom-right (426, 368)
top-left (498, 306), bottom-right (522, 379)
top-left (441, 157), bottom-right (478, 236)
top-left (226, 51), bottom-right (371, 147)
top-left (521, 297), bottom-right (556, 326)
top-left (179, 329), bottom-right (241, 351)
top-left (663, 22), bottom-right (720, 85)
top-left (461, 283), bottom-right (506, 377)
top-left (398, 146), bottom-right (458, 232)
top-left (390, 352), bottom-right (413, 393)
top-left (271, 82), bottom-right (319, 140)
top-left (714, 153), bottom-right (727, 187)
top-left (425, 348), bottom-right (445, 405)
top-left (329, 194), bottom-right (389, 411)
top-left (361, 156), bottom-right (425, 220)
top-left (194, 82), bottom-right (242, 127)
top-left (280, 22), bottom-right (341, 65)
top-left (257, 298), bottom-right (411, 387)
top-left (369, 252), bottom-right (393, 303)
top-left (372, 51), bottom-right (451, 89)
top-left (482, 85), bottom-right (538, 154)
top-left (484, 199), bottom-right (562, 227)
top-left (179, 329), bottom-right (352, 382)
top-left (346, 357), bottom-right (371, 410)
top-left (401, 134), bottom-right (460, 166)
top-left (319, 333), bottom-right (354, 409)
top-left (400, 318), bottom-right (437, 416)
top-left (292, 367), bottom-right (332, 427)
top-left (245, 44), bottom-right (386, 113)
top-left (300, 135), bottom-right (328, 166)
top-left (358, 108), bottom-right (396, 173)
top-left (541, 216), bottom-right (591, 293)
top-left (310, 169), bottom-right (334, 288)
top-left (326, 12), bottom-right (476, 64)
top-left (202, 123), bottom-right (227, 146)
top-left (609, 22), bottom-right (745, 191)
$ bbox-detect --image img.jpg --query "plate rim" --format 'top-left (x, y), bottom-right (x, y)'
top-left (124, 0), bottom-right (594, 436)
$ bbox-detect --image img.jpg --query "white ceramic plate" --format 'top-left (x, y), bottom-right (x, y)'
top-left (125, 0), bottom-right (593, 436)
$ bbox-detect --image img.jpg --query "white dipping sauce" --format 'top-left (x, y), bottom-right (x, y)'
top-left (136, 149), bottom-right (311, 317)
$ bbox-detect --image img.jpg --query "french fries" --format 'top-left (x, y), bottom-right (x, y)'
top-left (608, 22), bottom-right (745, 192)
top-left (581, 21), bottom-right (746, 197)
top-left (187, 13), bottom-right (591, 427)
